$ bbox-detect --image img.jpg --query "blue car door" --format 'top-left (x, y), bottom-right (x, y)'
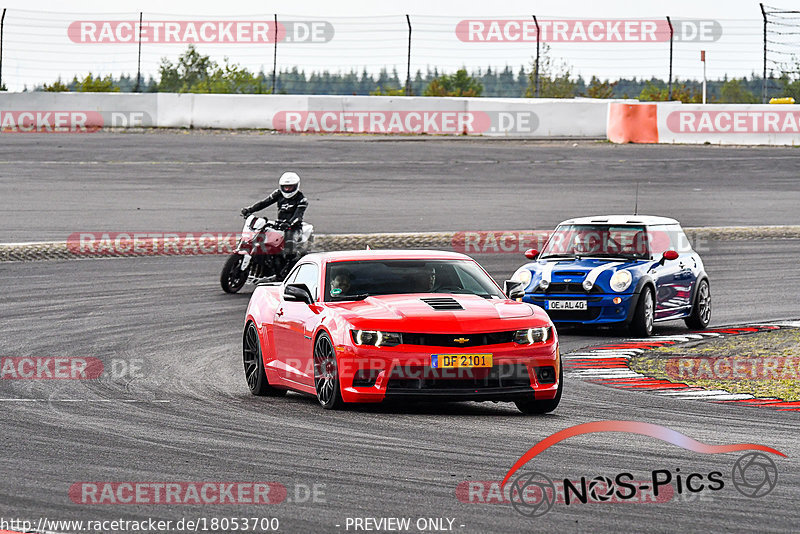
top-left (651, 258), bottom-right (683, 320)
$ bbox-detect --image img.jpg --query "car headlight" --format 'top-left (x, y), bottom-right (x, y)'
top-left (351, 330), bottom-right (402, 347)
top-left (609, 270), bottom-right (633, 292)
top-left (582, 279), bottom-right (593, 291)
top-left (539, 278), bottom-right (550, 290)
top-left (513, 327), bottom-right (550, 345)
top-left (510, 267), bottom-right (532, 288)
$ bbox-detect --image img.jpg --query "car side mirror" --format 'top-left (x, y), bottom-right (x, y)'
top-left (504, 280), bottom-right (525, 300)
top-left (524, 248), bottom-right (539, 260)
top-left (662, 250), bottom-right (679, 262)
top-left (284, 283), bottom-right (314, 305)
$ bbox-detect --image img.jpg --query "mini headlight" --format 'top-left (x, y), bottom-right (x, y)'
top-left (609, 270), bottom-right (633, 292)
top-left (510, 267), bottom-right (532, 287)
top-left (582, 279), bottom-right (593, 291)
top-left (513, 327), bottom-right (550, 345)
top-left (351, 330), bottom-right (402, 347)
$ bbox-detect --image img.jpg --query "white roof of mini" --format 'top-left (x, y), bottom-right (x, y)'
top-left (557, 215), bottom-right (680, 226)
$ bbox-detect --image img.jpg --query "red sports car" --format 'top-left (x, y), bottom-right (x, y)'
top-left (242, 250), bottom-right (561, 414)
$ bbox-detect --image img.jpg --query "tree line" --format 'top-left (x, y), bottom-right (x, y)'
top-left (32, 45), bottom-right (800, 103)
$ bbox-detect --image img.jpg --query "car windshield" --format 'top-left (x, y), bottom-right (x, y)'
top-left (324, 259), bottom-right (504, 302)
top-left (540, 224), bottom-right (650, 260)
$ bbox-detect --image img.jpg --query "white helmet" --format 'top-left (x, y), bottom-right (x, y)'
top-left (279, 172), bottom-right (300, 198)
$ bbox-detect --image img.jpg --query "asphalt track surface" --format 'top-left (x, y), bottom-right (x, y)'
top-left (2, 132), bottom-right (800, 241)
top-left (1, 133), bottom-right (800, 533)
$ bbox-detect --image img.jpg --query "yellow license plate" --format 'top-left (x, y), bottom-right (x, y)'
top-left (432, 354), bottom-right (493, 368)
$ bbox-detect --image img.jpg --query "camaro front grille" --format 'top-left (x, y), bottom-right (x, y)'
top-left (400, 331), bottom-right (516, 347)
top-left (386, 364), bottom-right (531, 391)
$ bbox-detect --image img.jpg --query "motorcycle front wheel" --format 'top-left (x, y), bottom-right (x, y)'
top-left (220, 254), bottom-right (249, 293)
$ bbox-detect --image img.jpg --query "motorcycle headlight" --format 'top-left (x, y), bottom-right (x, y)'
top-left (351, 330), bottom-right (402, 347)
top-left (513, 327), bottom-right (550, 345)
top-left (510, 267), bottom-right (532, 288)
top-left (609, 270), bottom-right (633, 292)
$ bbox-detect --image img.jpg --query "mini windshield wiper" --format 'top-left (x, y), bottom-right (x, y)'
top-left (583, 255), bottom-right (640, 262)
top-left (540, 253), bottom-right (576, 259)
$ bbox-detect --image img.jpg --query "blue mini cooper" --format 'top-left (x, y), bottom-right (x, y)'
top-left (505, 215), bottom-right (711, 336)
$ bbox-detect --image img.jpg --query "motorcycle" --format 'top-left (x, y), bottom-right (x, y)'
top-left (220, 214), bottom-right (314, 293)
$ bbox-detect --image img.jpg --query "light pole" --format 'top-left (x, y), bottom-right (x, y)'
top-left (701, 50), bottom-right (707, 104)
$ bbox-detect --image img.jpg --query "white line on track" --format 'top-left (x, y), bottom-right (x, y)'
top-left (2, 154), bottom-right (800, 166)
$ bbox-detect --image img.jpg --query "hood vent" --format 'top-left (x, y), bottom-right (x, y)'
top-left (421, 297), bottom-right (464, 310)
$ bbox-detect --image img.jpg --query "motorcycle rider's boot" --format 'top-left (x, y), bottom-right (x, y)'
top-left (278, 254), bottom-right (298, 280)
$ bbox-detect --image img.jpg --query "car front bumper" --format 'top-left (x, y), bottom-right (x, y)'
top-left (334, 341), bottom-right (560, 403)
top-left (524, 292), bottom-right (638, 325)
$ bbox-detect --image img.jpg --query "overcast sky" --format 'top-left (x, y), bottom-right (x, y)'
top-left (1, 1), bottom-right (796, 91)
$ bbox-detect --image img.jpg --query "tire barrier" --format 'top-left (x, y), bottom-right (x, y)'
top-left (3, 225), bottom-right (800, 263)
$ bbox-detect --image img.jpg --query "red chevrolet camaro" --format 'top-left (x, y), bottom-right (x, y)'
top-left (242, 250), bottom-right (561, 414)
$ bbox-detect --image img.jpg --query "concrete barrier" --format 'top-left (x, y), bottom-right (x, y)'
top-left (608, 101), bottom-right (800, 145)
top-left (0, 92), bottom-right (629, 136)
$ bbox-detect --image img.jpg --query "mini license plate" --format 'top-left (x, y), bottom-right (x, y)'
top-left (431, 354), bottom-right (493, 368)
top-left (546, 300), bottom-right (587, 311)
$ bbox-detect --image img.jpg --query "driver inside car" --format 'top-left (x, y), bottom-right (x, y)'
top-left (330, 272), bottom-right (352, 297)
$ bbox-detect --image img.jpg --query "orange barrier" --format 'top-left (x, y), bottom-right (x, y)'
top-left (607, 102), bottom-right (658, 143)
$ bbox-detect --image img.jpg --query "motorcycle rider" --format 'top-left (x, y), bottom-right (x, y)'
top-left (241, 172), bottom-right (308, 259)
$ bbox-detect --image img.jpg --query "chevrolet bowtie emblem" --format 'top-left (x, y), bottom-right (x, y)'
top-left (453, 337), bottom-right (470, 344)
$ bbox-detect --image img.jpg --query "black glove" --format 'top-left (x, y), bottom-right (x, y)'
top-left (275, 220), bottom-right (289, 230)
top-left (240, 207), bottom-right (252, 217)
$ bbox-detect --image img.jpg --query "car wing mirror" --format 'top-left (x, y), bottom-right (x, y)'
top-left (504, 280), bottom-right (525, 300)
top-left (524, 248), bottom-right (539, 260)
top-left (662, 250), bottom-right (679, 262)
top-left (284, 283), bottom-right (314, 305)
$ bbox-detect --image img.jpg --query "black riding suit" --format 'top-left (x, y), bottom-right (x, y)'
top-left (245, 189), bottom-right (308, 255)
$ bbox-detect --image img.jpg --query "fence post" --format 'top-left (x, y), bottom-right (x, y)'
top-left (272, 14), bottom-right (278, 94)
top-left (532, 15), bottom-right (540, 97)
top-left (666, 16), bottom-right (673, 100)
top-left (760, 3), bottom-right (767, 103)
top-left (405, 15), bottom-right (412, 96)
top-left (134, 12), bottom-right (143, 92)
top-left (0, 9), bottom-right (6, 91)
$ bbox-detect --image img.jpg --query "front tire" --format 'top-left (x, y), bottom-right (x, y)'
top-left (685, 279), bottom-right (711, 330)
top-left (243, 322), bottom-right (286, 397)
top-left (313, 332), bottom-right (343, 410)
top-left (630, 286), bottom-right (655, 337)
top-left (515, 360), bottom-right (563, 415)
top-left (221, 254), bottom-right (248, 293)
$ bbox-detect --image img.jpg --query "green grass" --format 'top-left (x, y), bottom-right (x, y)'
top-left (629, 328), bottom-right (800, 401)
